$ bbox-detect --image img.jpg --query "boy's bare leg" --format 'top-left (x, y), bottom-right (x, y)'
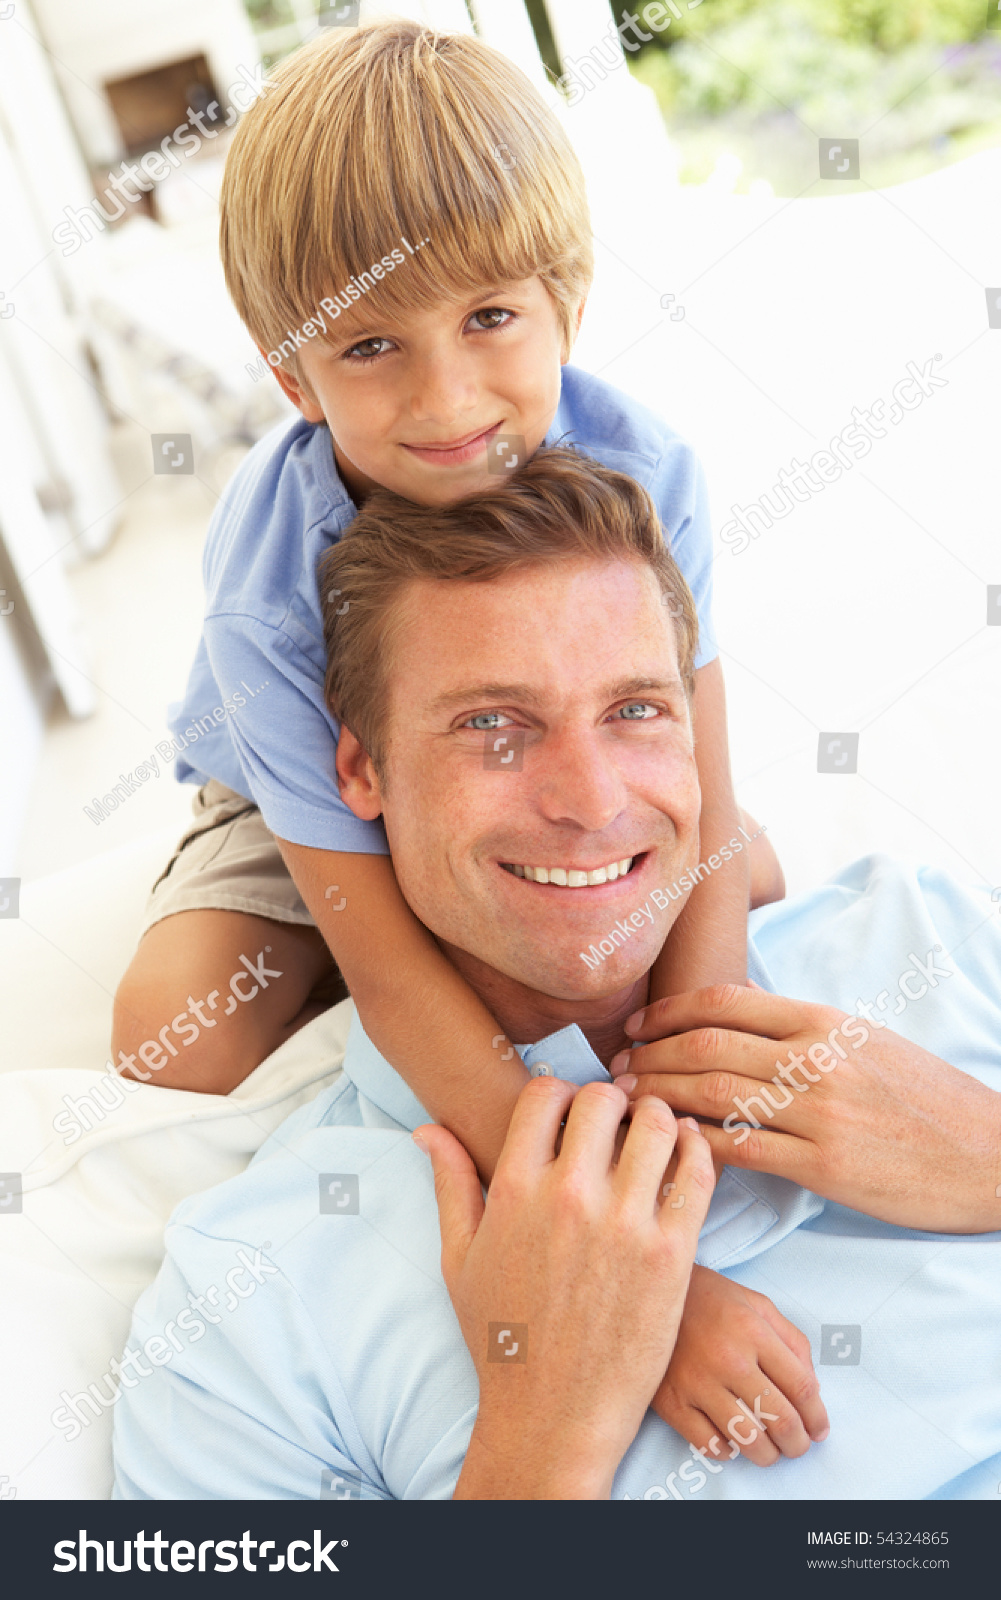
top-left (739, 807), bottom-right (786, 911)
top-left (112, 909), bottom-right (343, 1095)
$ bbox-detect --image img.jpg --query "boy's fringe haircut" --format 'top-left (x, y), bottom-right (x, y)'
top-left (220, 21), bottom-right (593, 380)
top-left (320, 447), bottom-right (699, 777)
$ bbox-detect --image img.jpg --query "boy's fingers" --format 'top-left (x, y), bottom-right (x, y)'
top-left (625, 985), bottom-right (813, 1044)
top-left (415, 1124), bottom-right (484, 1281)
top-left (650, 1395), bottom-right (736, 1467)
top-left (716, 1384), bottom-right (789, 1466)
top-left (756, 1332), bottom-right (830, 1446)
top-left (494, 1075), bottom-right (577, 1176)
top-left (756, 1293), bottom-right (819, 1370)
top-left (665, 1385), bottom-right (781, 1468)
top-left (613, 1094), bottom-right (678, 1207)
top-left (729, 1366), bottom-right (814, 1461)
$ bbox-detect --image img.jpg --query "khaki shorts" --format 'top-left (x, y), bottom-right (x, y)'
top-left (141, 781), bottom-right (345, 1003)
top-left (143, 780), bottom-right (316, 933)
top-left (138, 784), bottom-right (345, 998)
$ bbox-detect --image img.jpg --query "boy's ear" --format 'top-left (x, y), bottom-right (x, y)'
top-left (264, 352), bottom-right (325, 424)
top-left (563, 297), bottom-right (588, 364)
top-left (335, 723), bottom-right (384, 820)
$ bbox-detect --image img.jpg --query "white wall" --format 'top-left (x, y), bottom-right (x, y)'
top-left (29, 0), bottom-right (261, 166)
top-left (0, 610), bottom-right (48, 876)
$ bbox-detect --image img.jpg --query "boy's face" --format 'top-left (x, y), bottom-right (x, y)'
top-left (273, 277), bottom-right (575, 507)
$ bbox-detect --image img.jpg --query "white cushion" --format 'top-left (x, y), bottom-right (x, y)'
top-left (0, 827), bottom-right (182, 1076)
top-left (0, 1001), bottom-right (352, 1500)
top-left (0, 830), bottom-right (351, 1500)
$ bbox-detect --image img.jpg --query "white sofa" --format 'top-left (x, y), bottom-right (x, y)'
top-left (0, 832), bottom-right (350, 1499)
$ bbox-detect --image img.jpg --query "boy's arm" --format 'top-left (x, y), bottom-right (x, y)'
top-left (277, 840), bottom-right (528, 1180)
top-left (651, 657), bottom-right (748, 993)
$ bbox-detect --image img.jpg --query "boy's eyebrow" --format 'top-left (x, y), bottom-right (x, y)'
top-left (430, 675), bottom-right (684, 715)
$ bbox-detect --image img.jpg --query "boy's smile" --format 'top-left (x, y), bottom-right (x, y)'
top-left (399, 421), bottom-right (504, 469)
top-left (270, 276), bottom-right (579, 507)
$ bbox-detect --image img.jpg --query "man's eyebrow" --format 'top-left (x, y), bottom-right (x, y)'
top-left (431, 683), bottom-right (545, 714)
top-left (601, 675), bottom-right (685, 700)
top-left (430, 676), bottom-right (684, 715)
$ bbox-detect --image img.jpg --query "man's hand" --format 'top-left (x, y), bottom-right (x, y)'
top-left (416, 1077), bottom-right (715, 1500)
top-left (654, 1267), bottom-right (828, 1465)
top-left (614, 985), bottom-right (1001, 1234)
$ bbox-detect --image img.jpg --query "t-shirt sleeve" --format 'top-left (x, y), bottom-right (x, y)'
top-left (648, 441), bottom-right (718, 670)
top-left (112, 1235), bottom-right (389, 1502)
top-left (203, 610), bottom-right (390, 853)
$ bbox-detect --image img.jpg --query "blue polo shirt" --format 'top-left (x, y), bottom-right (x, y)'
top-left (113, 860), bottom-right (1001, 1502)
top-left (166, 366), bottom-right (718, 849)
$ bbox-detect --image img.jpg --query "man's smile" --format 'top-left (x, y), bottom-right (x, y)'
top-left (498, 852), bottom-right (647, 890)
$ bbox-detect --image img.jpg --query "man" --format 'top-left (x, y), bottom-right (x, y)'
top-left (113, 451), bottom-right (1001, 1501)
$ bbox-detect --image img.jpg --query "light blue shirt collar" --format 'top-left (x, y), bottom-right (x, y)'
top-left (339, 1016), bottom-right (611, 1130)
top-left (340, 1010), bottom-right (824, 1271)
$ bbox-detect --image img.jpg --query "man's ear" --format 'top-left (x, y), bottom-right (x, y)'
top-left (336, 723), bottom-right (384, 820)
top-left (264, 352), bottom-right (325, 424)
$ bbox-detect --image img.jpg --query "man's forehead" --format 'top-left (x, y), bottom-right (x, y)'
top-left (389, 559), bottom-right (681, 716)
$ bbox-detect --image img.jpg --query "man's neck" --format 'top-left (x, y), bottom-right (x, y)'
top-left (442, 943), bottom-right (649, 1070)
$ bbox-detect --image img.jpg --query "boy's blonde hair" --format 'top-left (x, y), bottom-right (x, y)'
top-left (320, 447), bottom-right (698, 779)
top-left (220, 20), bottom-right (593, 384)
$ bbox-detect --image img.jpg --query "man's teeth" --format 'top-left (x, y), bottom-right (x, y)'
top-left (507, 858), bottom-right (633, 886)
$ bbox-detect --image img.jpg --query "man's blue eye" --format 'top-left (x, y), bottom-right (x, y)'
top-left (467, 713), bottom-right (506, 730)
top-left (620, 702), bottom-right (656, 720)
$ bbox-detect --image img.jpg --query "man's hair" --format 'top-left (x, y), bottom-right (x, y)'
top-left (220, 21), bottom-right (593, 383)
top-left (320, 448), bottom-right (699, 776)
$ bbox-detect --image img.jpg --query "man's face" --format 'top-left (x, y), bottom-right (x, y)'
top-left (277, 277), bottom-right (569, 507)
top-left (344, 558), bottom-right (701, 1000)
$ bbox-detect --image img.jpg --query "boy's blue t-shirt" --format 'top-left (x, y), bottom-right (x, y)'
top-left (168, 364), bottom-right (719, 852)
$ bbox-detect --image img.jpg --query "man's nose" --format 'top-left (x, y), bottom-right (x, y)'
top-left (534, 731), bottom-right (627, 833)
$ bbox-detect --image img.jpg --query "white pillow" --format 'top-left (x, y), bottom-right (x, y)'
top-left (0, 1000), bottom-right (353, 1501)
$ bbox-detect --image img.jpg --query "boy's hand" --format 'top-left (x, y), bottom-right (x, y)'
top-left (652, 1265), bottom-right (829, 1466)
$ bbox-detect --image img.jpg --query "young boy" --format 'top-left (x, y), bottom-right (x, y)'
top-left (114, 20), bottom-right (779, 1139)
top-left (110, 18), bottom-right (817, 1469)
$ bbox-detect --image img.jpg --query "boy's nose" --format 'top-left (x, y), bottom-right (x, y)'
top-left (407, 355), bottom-right (480, 424)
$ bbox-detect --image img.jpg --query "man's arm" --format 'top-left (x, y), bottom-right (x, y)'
top-left (614, 985), bottom-right (1001, 1234)
top-left (417, 1078), bottom-right (715, 1500)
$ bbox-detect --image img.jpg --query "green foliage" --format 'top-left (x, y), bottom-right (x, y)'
top-left (243, 0), bottom-right (294, 24)
top-left (618, 0), bottom-right (992, 51)
top-left (616, 0), bottom-right (1001, 191)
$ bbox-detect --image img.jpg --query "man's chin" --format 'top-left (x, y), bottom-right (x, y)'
top-left (503, 942), bottom-right (656, 1003)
